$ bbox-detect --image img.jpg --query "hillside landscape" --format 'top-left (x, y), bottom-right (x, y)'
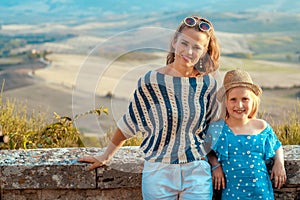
top-left (0, 0), bottom-right (299, 135)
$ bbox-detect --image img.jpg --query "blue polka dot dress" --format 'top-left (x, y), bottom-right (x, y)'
top-left (207, 119), bottom-right (282, 200)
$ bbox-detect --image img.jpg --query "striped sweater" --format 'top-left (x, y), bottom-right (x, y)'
top-left (117, 70), bottom-right (219, 164)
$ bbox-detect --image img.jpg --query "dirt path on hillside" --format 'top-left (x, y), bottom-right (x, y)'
top-left (0, 61), bottom-right (46, 91)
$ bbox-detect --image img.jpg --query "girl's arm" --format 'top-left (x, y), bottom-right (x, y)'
top-left (78, 128), bottom-right (127, 171)
top-left (207, 151), bottom-right (225, 190)
top-left (270, 146), bottom-right (286, 189)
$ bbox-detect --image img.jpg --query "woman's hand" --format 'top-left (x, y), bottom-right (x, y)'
top-left (212, 164), bottom-right (226, 190)
top-left (78, 154), bottom-right (109, 171)
top-left (78, 128), bottom-right (127, 171)
top-left (270, 160), bottom-right (286, 189)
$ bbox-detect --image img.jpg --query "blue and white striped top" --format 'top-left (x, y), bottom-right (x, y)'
top-left (117, 70), bottom-right (219, 164)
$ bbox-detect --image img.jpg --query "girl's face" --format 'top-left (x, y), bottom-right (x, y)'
top-left (172, 27), bottom-right (209, 68)
top-left (226, 87), bottom-right (254, 120)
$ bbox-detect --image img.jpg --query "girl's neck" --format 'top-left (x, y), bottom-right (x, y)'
top-left (225, 117), bottom-right (250, 130)
top-left (225, 117), bottom-right (265, 135)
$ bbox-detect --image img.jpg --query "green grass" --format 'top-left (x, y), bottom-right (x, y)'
top-left (0, 92), bottom-right (110, 149)
top-left (0, 93), bottom-right (142, 149)
top-left (220, 56), bottom-right (300, 73)
top-left (80, 130), bottom-right (143, 148)
top-left (249, 33), bottom-right (300, 55)
top-left (270, 101), bottom-right (300, 145)
top-left (0, 97), bottom-right (83, 149)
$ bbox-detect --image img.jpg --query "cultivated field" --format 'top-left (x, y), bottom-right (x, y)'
top-left (2, 10), bottom-right (300, 136)
top-left (2, 53), bottom-right (300, 136)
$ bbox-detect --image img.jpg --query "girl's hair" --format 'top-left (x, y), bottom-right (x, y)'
top-left (248, 91), bottom-right (260, 119)
top-left (224, 87), bottom-right (261, 119)
top-left (166, 15), bottom-right (220, 74)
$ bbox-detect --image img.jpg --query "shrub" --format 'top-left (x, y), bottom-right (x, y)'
top-left (271, 101), bottom-right (300, 145)
top-left (0, 98), bottom-right (47, 149)
top-left (0, 95), bottom-right (109, 149)
top-left (0, 94), bottom-right (298, 150)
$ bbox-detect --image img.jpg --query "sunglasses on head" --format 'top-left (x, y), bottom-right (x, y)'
top-left (183, 17), bottom-right (211, 32)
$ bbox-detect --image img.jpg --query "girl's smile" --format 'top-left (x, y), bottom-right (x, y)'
top-left (226, 87), bottom-right (253, 121)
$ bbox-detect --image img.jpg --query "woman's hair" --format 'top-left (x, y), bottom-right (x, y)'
top-left (224, 87), bottom-right (261, 119)
top-left (166, 15), bottom-right (220, 74)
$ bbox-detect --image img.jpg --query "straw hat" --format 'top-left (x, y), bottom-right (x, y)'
top-left (217, 69), bottom-right (262, 101)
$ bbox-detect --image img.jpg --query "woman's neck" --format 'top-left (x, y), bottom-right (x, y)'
top-left (166, 63), bottom-right (200, 77)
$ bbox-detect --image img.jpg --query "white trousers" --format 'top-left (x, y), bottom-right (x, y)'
top-left (142, 160), bottom-right (212, 200)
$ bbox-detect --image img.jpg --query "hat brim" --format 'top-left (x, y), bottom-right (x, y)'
top-left (217, 82), bottom-right (262, 102)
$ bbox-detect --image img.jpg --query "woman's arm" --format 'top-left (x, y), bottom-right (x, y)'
top-left (270, 146), bottom-right (286, 189)
top-left (78, 128), bottom-right (127, 171)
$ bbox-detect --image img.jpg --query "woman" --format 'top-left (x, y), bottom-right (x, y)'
top-left (79, 15), bottom-right (222, 199)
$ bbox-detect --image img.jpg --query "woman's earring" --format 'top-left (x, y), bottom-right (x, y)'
top-left (199, 59), bottom-right (203, 68)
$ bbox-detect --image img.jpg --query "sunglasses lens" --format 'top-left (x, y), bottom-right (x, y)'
top-left (199, 22), bottom-right (210, 31)
top-left (184, 17), bottom-right (196, 27)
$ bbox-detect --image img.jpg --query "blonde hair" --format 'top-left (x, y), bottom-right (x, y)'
top-left (224, 87), bottom-right (261, 119)
top-left (248, 91), bottom-right (260, 119)
top-left (166, 15), bottom-right (220, 74)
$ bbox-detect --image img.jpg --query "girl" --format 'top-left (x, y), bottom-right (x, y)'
top-left (79, 15), bottom-right (221, 199)
top-left (206, 69), bottom-right (286, 200)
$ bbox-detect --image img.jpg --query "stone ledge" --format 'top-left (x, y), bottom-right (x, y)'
top-left (0, 145), bottom-right (299, 200)
top-left (1, 188), bottom-right (142, 200)
top-left (0, 146), bottom-right (144, 190)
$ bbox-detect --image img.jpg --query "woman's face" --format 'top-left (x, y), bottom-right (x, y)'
top-left (172, 27), bottom-right (209, 68)
top-left (226, 87), bottom-right (254, 120)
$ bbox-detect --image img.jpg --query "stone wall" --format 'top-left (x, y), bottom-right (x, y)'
top-left (0, 145), bottom-right (299, 200)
